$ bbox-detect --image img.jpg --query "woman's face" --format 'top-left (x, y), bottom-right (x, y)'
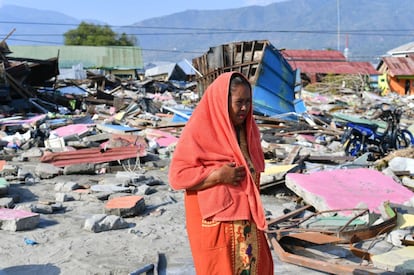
top-left (228, 84), bottom-right (251, 126)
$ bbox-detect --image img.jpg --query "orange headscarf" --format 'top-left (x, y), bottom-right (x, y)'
top-left (168, 72), bottom-right (267, 230)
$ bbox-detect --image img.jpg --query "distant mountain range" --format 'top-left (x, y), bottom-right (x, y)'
top-left (1, 0), bottom-right (413, 65)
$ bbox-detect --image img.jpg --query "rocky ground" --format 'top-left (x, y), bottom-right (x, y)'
top-left (0, 157), bottom-right (330, 275)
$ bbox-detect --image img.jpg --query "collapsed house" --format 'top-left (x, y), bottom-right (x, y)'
top-left (0, 41), bottom-right (196, 116)
top-left (0, 41), bottom-right (59, 112)
top-left (0, 37), bottom-right (414, 274)
top-left (192, 39), bottom-right (302, 117)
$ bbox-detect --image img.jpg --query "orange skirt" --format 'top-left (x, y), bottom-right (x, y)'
top-left (185, 191), bottom-right (274, 275)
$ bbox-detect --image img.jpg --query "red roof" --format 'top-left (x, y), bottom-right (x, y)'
top-left (282, 49), bottom-right (346, 61)
top-left (382, 55), bottom-right (414, 77)
top-left (281, 49), bottom-right (378, 75)
top-left (350, 62), bottom-right (380, 74)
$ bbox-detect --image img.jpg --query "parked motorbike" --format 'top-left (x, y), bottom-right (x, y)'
top-left (341, 103), bottom-right (414, 159)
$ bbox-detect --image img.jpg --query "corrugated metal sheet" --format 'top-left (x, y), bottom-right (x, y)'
top-left (192, 40), bottom-right (299, 117)
top-left (387, 41), bottom-right (414, 56)
top-left (349, 62), bottom-right (380, 74)
top-left (145, 63), bottom-right (188, 81)
top-left (382, 55), bottom-right (414, 77)
top-left (282, 49), bottom-right (346, 61)
top-left (9, 45), bottom-right (143, 69)
top-left (40, 146), bottom-right (146, 167)
top-left (145, 63), bottom-right (175, 78)
top-left (252, 45), bottom-right (297, 116)
top-left (288, 61), bottom-right (378, 75)
top-left (281, 49), bottom-right (378, 75)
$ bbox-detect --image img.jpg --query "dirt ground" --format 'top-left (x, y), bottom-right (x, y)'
top-left (0, 159), bottom-right (329, 275)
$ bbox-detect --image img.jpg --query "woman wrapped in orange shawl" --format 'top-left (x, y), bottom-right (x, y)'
top-left (169, 72), bottom-right (273, 274)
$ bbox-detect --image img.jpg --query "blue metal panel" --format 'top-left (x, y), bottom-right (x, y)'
top-left (252, 46), bottom-right (297, 116)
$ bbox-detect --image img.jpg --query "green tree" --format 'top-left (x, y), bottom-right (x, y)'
top-left (64, 22), bottom-right (136, 46)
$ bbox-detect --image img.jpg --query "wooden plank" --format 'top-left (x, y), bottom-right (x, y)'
top-left (283, 145), bottom-right (301, 165)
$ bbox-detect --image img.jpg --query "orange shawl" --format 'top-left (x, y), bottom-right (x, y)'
top-left (168, 72), bottom-right (267, 230)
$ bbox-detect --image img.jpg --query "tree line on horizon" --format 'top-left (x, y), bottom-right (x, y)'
top-left (64, 22), bottom-right (136, 46)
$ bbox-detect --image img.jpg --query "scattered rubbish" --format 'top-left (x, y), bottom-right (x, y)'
top-left (0, 36), bottom-right (413, 274)
top-left (24, 237), bottom-right (38, 245)
top-left (129, 264), bottom-right (155, 275)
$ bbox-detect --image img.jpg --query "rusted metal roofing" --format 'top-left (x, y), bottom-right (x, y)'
top-left (281, 49), bottom-right (378, 75)
top-left (382, 55), bottom-right (414, 77)
top-left (282, 49), bottom-right (346, 61)
top-left (347, 61), bottom-right (380, 75)
top-left (288, 61), bottom-right (379, 75)
top-left (40, 146), bottom-right (147, 167)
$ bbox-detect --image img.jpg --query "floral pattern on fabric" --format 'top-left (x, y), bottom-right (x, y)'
top-left (233, 220), bottom-right (259, 275)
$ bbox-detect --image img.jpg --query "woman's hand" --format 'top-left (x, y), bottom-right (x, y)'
top-left (218, 162), bottom-right (246, 185)
top-left (187, 162), bottom-right (247, 191)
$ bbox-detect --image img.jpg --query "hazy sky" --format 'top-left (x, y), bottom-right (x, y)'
top-left (0, 0), bottom-right (285, 26)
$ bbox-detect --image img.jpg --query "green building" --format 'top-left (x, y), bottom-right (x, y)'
top-left (8, 45), bottom-right (144, 79)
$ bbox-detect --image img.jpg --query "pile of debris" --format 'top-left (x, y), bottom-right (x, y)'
top-left (258, 88), bottom-right (414, 274)
top-left (1, 38), bottom-right (414, 273)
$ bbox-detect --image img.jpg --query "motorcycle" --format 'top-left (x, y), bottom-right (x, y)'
top-left (341, 103), bottom-right (414, 159)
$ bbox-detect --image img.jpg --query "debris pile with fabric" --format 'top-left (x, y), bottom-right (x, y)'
top-left (1, 39), bottom-right (414, 274)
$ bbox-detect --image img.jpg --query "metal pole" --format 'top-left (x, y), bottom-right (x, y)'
top-left (337, 0), bottom-right (340, 51)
